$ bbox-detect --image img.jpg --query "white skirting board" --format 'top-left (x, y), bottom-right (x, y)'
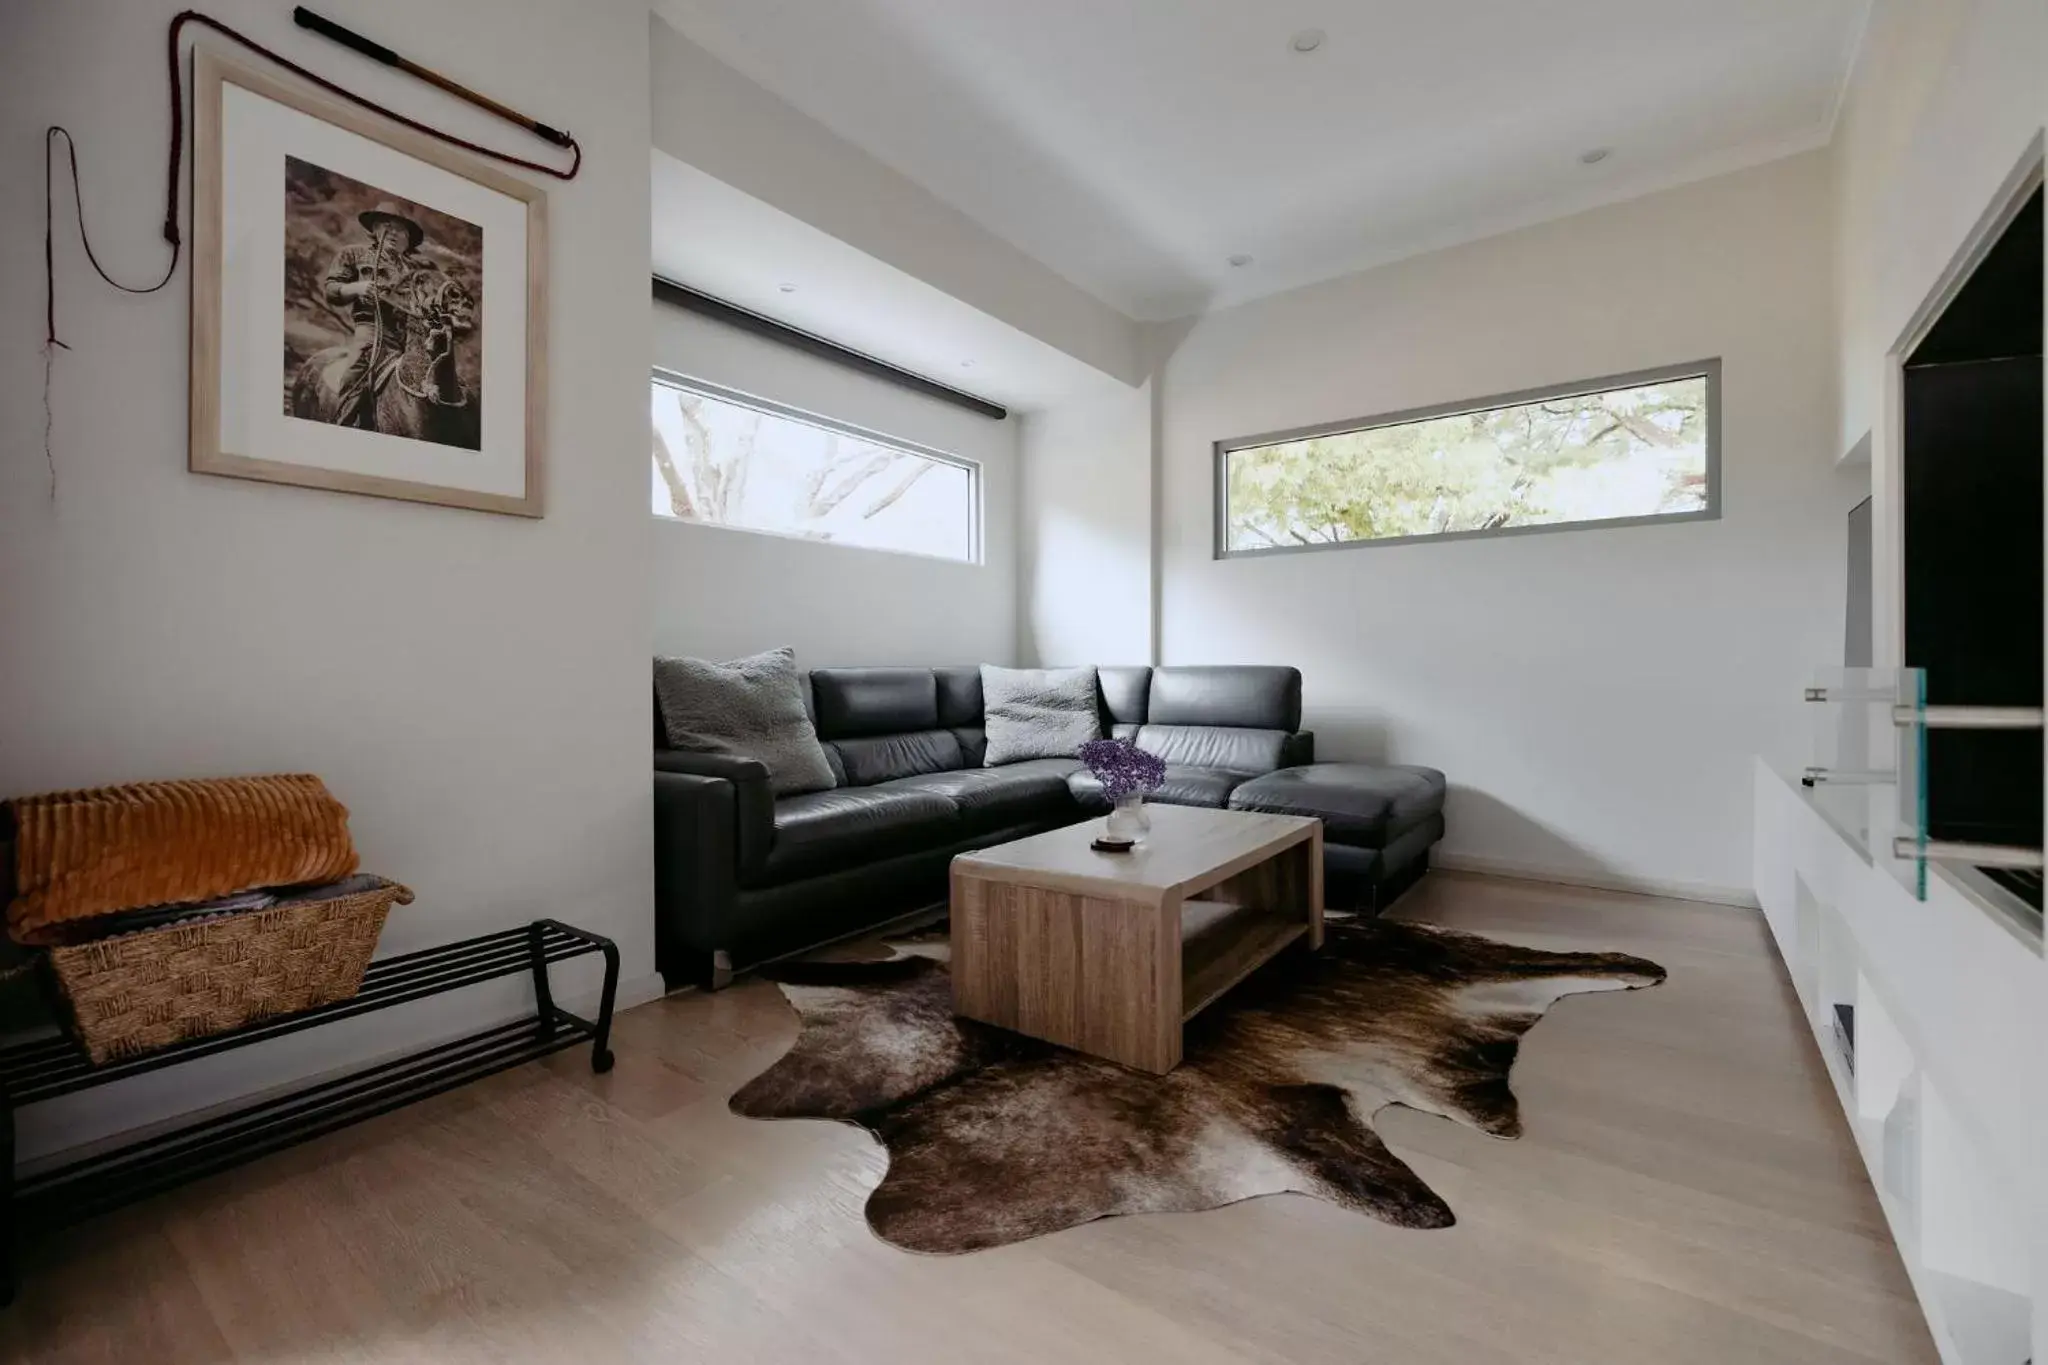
top-left (1432, 851), bottom-right (1762, 909)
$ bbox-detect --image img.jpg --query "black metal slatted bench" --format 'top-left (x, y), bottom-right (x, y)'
top-left (0, 917), bottom-right (620, 1303)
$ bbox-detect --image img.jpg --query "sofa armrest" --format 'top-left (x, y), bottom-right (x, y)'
top-left (653, 750), bottom-right (773, 876)
top-left (1283, 731), bottom-right (1316, 767)
top-left (654, 770), bottom-right (738, 982)
top-left (653, 749), bottom-right (768, 782)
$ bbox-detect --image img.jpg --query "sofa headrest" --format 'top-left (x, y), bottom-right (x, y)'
top-left (809, 668), bottom-right (939, 739)
top-left (1097, 666), bottom-right (1152, 727)
top-left (829, 730), bottom-right (964, 786)
top-left (934, 667), bottom-right (983, 727)
top-left (1147, 666), bottom-right (1301, 732)
top-left (659, 661), bottom-right (1303, 747)
top-left (1134, 724), bottom-right (1290, 775)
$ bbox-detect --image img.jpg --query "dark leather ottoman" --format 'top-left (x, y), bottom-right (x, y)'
top-left (1227, 764), bottom-right (1446, 911)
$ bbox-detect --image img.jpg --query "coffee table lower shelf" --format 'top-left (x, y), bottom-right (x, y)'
top-left (1180, 901), bottom-right (1308, 1021)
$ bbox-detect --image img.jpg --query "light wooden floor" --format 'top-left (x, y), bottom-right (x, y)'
top-left (0, 873), bottom-right (1939, 1364)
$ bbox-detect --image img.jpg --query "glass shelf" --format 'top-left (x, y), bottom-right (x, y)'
top-left (1807, 667), bottom-right (2047, 903)
top-left (1805, 667), bottom-right (1929, 899)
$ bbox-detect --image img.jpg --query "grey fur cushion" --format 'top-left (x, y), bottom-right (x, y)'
top-left (654, 648), bottom-right (836, 797)
top-left (980, 665), bottom-right (1101, 766)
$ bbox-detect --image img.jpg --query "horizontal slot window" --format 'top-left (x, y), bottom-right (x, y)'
top-left (651, 375), bottom-right (981, 564)
top-left (1218, 361), bottom-right (1718, 556)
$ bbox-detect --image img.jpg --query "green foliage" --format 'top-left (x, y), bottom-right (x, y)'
top-left (1226, 378), bottom-right (1710, 550)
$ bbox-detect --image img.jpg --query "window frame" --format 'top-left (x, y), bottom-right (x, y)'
top-left (1212, 357), bottom-right (1722, 560)
top-left (651, 369), bottom-right (985, 566)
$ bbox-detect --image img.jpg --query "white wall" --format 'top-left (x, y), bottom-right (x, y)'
top-left (1017, 380), bottom-right (1155, 666)
top-left (1831, 0), bottom-right (2045, 670)
top-left (1155, 153), bottom-right (1858, 901)
top-left (0, 0), bottom-right (653, 1156)
top-left (1833, 0), bottom-right (2044, 457)
top-left (649, 17), bottom-right (1142, 389)
top-left (652, 303), bottom-right (1020, 668)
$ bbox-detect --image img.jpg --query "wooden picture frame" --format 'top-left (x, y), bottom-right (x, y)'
top-left (190, 48), bottom-right (547, 517)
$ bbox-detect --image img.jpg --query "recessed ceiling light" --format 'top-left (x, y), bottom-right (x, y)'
top-left (1289, 29), bottom-right (1325, 53)
top-left (1227, 253), bottom-right (1254, 268)
top-left (1579, 147), bottom-right (1612, 165)
top-left (777, 282), bottom-right (798, 293)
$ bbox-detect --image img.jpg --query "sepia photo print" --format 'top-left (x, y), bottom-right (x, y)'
top-left (283, 156), bottom-right (484, 452)
top-left (195, 51), bottom-right (545, 515)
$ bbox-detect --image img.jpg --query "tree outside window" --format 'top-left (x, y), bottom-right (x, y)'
top-left (1221, 369), bottom-right (1715, 554)
top-left (651, 380), bottom-right (979, 564)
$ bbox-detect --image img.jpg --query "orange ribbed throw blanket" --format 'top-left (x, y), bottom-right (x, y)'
top-left (6, 775), bottom-right (358, 945)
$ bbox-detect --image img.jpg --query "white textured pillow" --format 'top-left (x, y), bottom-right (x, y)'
top-left (654, 647), bottom-right (837, 796)
top-left (980, 665), bottom-right (1101, 766)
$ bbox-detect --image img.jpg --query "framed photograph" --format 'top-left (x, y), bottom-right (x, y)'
top-left (190, 49), bottom-right (546, 517)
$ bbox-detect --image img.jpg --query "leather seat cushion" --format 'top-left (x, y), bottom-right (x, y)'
top-left (1227, 764), bottom-right (1446, 848)
top-left (1069, 764), bottom-right (1243, 810)
top-left (828, 729), bottom-right (963, 786)
top-left (762, 787), bottom-right (959, 884)
top-left (883, 757), bottom-right (1080, 832)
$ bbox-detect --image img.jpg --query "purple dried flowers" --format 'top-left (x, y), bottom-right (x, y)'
top-left (1079, 738), bottom-right (1166, 801)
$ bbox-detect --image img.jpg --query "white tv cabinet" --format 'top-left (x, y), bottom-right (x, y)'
top-left (1752, 759), bottom-right (2042, 1365)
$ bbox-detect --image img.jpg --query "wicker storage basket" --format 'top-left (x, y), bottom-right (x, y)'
top-left (47, 878), bottom-right (412, 1064)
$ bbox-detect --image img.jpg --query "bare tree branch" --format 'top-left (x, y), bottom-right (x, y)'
top-left (651, 423), bottom-right (694, 519)
top-left (810, 452), bottom-right (899, 517)
top-left (802, 434), bottom-right (840, 510)
top-left (1609, 409), bottom-right (1683, 448)
top-left (722, 410), bottom-right (762, 515)
top-left (671, 397), bottom-right (724, 518)
top-left (859, 460), bottom-right (933, 519)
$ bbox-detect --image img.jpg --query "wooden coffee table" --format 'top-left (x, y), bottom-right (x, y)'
top-left (949, 804), bottom-right (1323, 1073)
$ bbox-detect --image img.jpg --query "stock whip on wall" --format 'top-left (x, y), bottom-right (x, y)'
top-left (40, 6), bottom-right (581, 498)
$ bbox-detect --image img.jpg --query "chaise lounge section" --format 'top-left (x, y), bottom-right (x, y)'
top-left (653, 664), bottom-right (1444, 988)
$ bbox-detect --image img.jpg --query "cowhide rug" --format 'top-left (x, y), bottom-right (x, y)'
top-left (730, 916), bottom-right (1664, 1253)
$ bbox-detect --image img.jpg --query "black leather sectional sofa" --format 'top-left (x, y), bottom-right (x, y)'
top-left (653, 664), bottom-right (1445, 989)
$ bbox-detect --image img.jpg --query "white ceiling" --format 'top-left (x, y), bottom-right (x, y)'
top-left (653, 0), bottom-right (1871, 320)
top-left (652, 151), bottom-right (1124, 410)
